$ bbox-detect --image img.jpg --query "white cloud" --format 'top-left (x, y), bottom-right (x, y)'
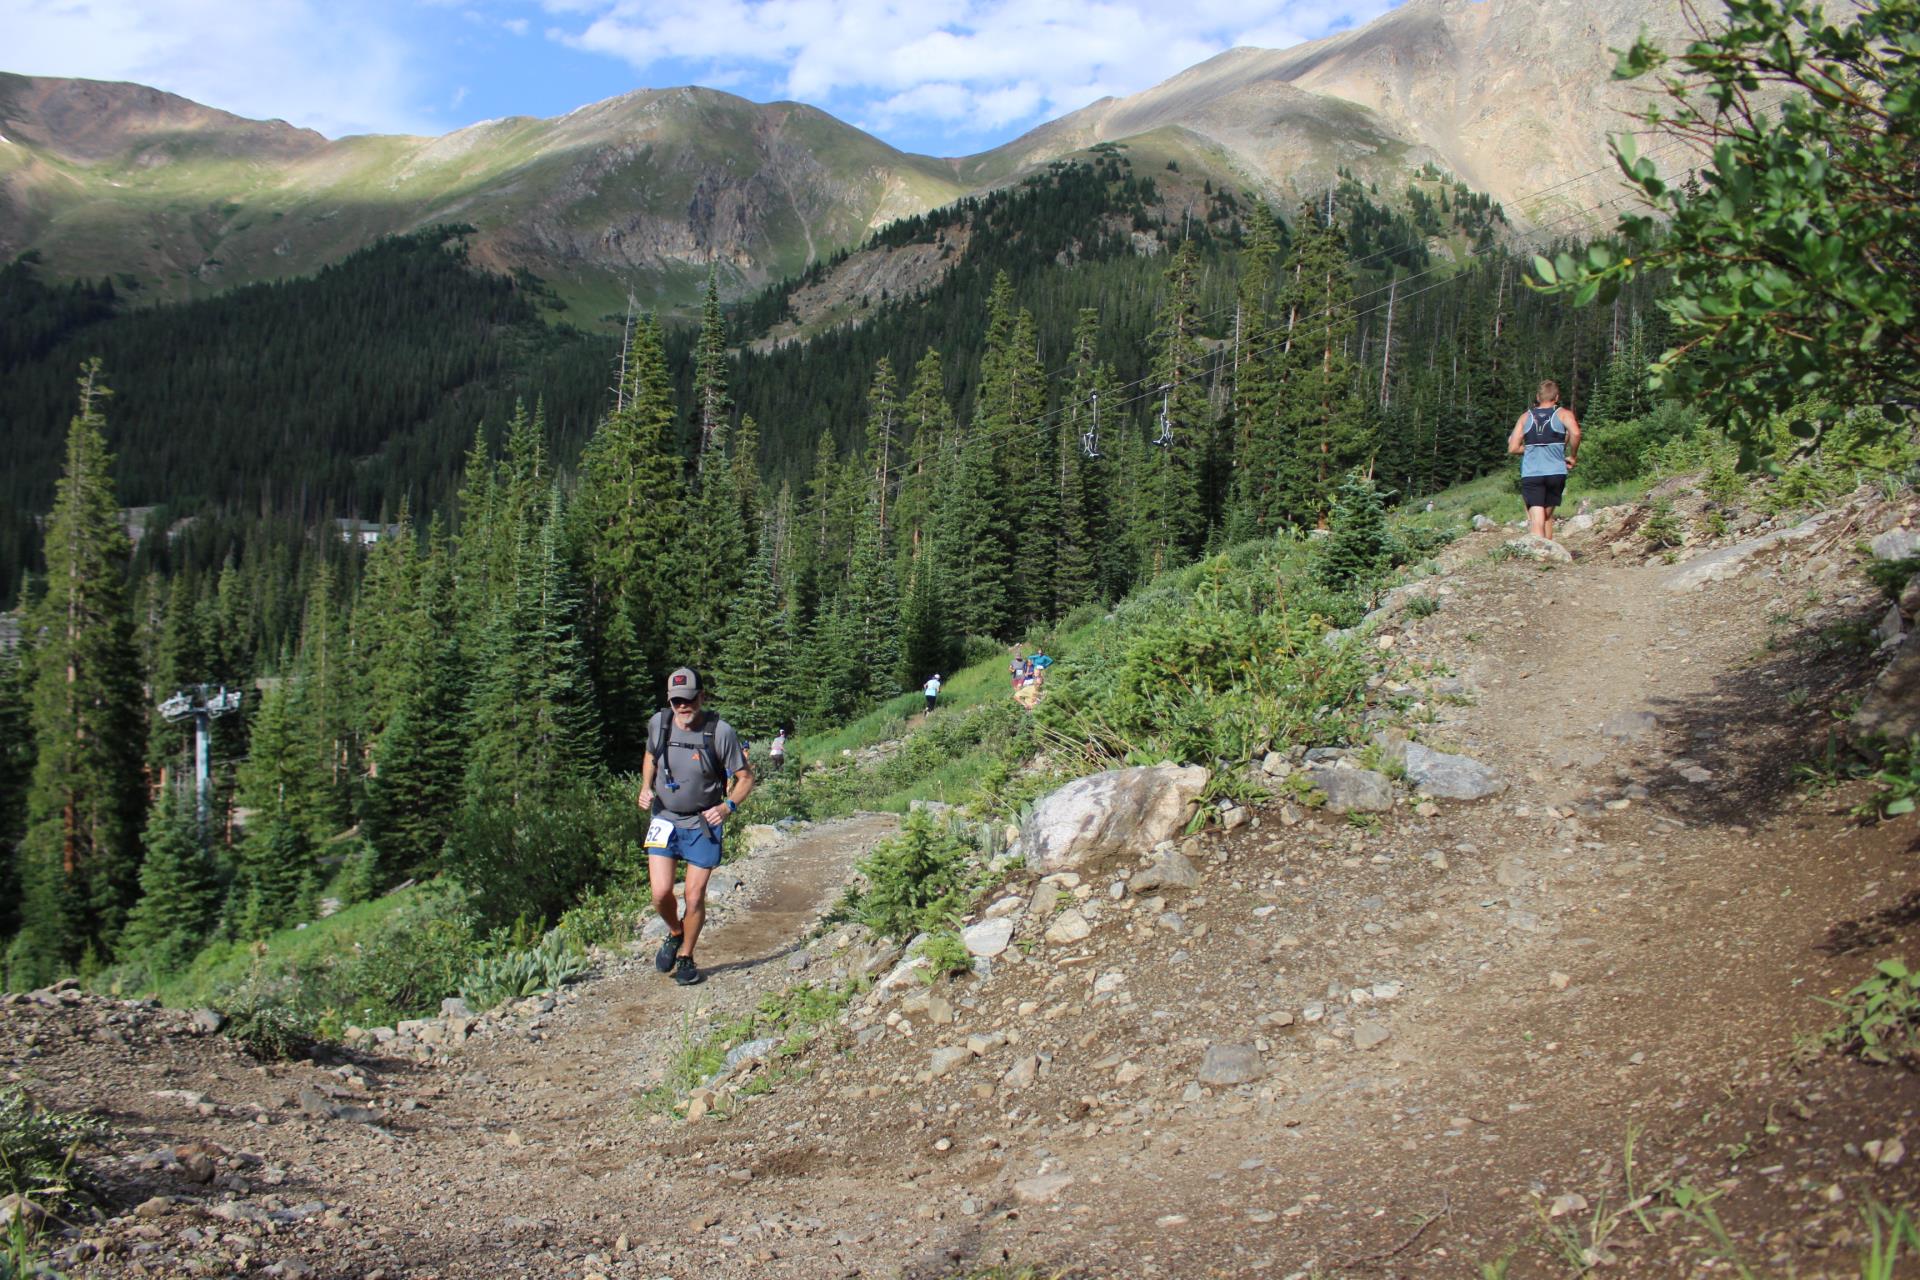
top-left (3, 0), bottom-right (433, 137)
top-left (551, 0), bottom-right (1400, 144)
top-left (503, 16), bottom-right (530, 34)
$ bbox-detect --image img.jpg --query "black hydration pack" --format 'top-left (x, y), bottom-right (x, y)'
top-left (647, 710), bottom-right (725, 809)
top-left (1523, 405), bottom-right (1568, 446)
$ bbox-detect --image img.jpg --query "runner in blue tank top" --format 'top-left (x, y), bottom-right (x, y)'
top-left (1506, 379), bottom-right (1582, 542)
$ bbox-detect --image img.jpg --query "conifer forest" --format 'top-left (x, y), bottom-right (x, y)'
top-left (0, 151), bottom-right (1671, 986)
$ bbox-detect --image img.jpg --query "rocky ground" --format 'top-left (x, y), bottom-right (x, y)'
top-left (5, 484), bottom-right (1918, 1279)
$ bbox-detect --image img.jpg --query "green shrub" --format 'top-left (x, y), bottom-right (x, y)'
top-left (1641, 499), bottom-right (1684, 548)
top-left (0, 1086), bottom-right (103, 1215)
top-left (1039, 548), bottom-right (1371, 767)
top-left (915, 930), bottom-right (973, 982)
top-left (459, 935), bottom-right (591, 1011)
top-left (1854, 735), bottom-right (1920, 821)
top-left (1405, 593), bottom-right (1440, 619)
top-left (1315, 470), bottom-right (1395, 598)
top-left (318, 882), bottom-right (477, 1025)
top-left (1865, 556), bottom-right (1920, 604)
top-left (557, 880), bottom-right (651, 952)
top-left (446, 778), bottom-right (645, 929)
top-left (853, 812), bottom-right (976, 940)
top-left (1822, 959), bottom-right (1919, 1068)
top-left (216, 978), bottom-right (319, 1061)
top-left (1575, 403), bottom-right (1702, 486)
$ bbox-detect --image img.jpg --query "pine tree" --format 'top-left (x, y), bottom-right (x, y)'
top-left (932, 420), bottom-right (1009, 640)
top-left (118, 788), bottom-right (218, 974)
top-left (1273, 199), bottom-right (1370, 528)
top-left (0, 585), bottom-right (34, 944)
top-left (1227, 204), bottom-right (1285, 539)
top-left (845, 495), bottom-right (903, 702)
top-left (569, 316), bottom-right (685, 767)
top-left (1315, 469), bottom-right (1395, 601)
top-left (1140, 238), bottom-right (1210, 573)
top-left (893, 349), bottom-right (952, 567)
top-left (864, 357), bottom-right (901, 536)
top-left (361, 518), bottom-right (466, 881)
top-left (9, 362), bottom-right (145, 984)
top-left (1053, 310), bottom-right (1105, 616)
top-left (712, 531), bottom-right (792, 739)
top-left (291, 558), bottom-right (350, 843)
top-left (692, 268), bottom-right (733, 468)
top-left (465, 487), bottom-right (598, 810)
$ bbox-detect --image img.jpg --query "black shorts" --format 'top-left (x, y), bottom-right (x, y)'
top-left (1521, 474), bottom-right (1566, 510)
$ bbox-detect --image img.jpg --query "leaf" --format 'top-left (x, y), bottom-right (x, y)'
top-left (1532, 255), bottom-right (1558, 285)
top-left (1885, 797), bottom-right (1915, 816)
top-left (1787, 418), bottom-right (1818, 440)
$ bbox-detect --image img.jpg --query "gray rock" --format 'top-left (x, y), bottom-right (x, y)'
top-left (1494, 857), bottom-right (1530, 888)
top-left (1871, 527), bottom-right (1918, 561)
top-left (1001, 1055), bottom-right (1039, 1091)
top-left (1505, 534), bottom-right (1573, 562)
top-left (1404, 743), bottom-right (1507, 800)
top-left (296, 1088), bottom-right (338, 1121)
top-left (1900, 575), bottom-right (1920, 619)
top-left (1663, 512), bottom-right (1831, 592)
top-left (1218, 801), bottom-right (1252, 831)
top-left (1854, 629), bottom-right (1920, 744)
top-left (1302, 746), bottom-right (1348, 764)
top-left (961, 918), bottom-right (1015, 958)
top-left (1044, 910), bottom-right (1092, 945)
top-left (740, 823), bottom-right (786, 856)
top-left (1020, 764), bottom-right (1210, 872)
top-left (1353, 1022), bottom-right (1391, 1050)
top-left (1197, 1042), bottom-right (1267, 1086)
top-left (1473, 514), bottom-right (1499, 531)
top-left (722, 1037), bottom-right (780, 1074)
top-left (207, 1200), bottom-right (274, 1226)
top-left (1260, 751), bottom-right (1289, 776)
top-left (189, 1008), bottom-right (225, 1035)
top-left (1602, 710), bottom-right (1660, 741)
top-left (1877, 604), bottom-right (1906, 646)
top-left (1370, 728), bottom-right (1412, 769)
top-left (439, 997), bottom-right (474, 1021)
top-left (929, 1046), bottom-right (971, 1078)
top-left (1013, 1173), bottom-right (1074, 1205)
top-left (1308, 766), bottom-right (1395, 813)
top-left (1128, 852), bottom-right (1201, 894)
top-left (786, 949), bottom-right (811, 972)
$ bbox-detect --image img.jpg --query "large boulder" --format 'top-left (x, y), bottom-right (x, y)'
top-left (1853, 630), bottom-right (1920, 743)
top-left (1404, 743), bottom-right (1508, 801)
top-left (1505, 534), bottom-right (1573, 562)
top-left (1663, 512), bottom-right (1830, 592)
top-left (1021, 764), bottom-right (1209, 872)
top-left (1307, 766), bottom-right (1395, 813)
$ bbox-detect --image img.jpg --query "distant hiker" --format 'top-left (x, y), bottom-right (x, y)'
top-left (923, 673), bottom-right (942, 713)
top-left (636, 668), bottom-right (754, 987)
top-left (1508, 379), bottom-right (1581, 542)
top-left (1009, 651), bottom-right (1025, 692)
top-left (768, 727), bottom-right (787, 772)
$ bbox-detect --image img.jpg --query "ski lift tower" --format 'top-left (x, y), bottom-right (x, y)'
top-left (159, 684), bottom-right (244, 832)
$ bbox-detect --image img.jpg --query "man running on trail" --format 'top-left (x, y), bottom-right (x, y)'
top-left (1508, 379), bottom-right (1581, 542)
top-left (637, 667), bottom-right (754, 987)
top-left (923, 673), bottom-right (942, 714)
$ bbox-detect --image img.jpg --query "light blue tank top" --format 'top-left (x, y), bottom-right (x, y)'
top-left (1520, 406), bottom-right (1567, 478)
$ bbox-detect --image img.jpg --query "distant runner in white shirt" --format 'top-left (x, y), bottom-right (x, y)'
top-left (923, 674), bottom-right (942, 714)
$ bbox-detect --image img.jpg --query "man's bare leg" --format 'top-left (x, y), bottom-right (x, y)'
top-left (1527, 504), bottom-right (1549, 538)
top-left (649, 854), bottom-right (682, 939)
top-left (1543, 508), bottom-right (1557, 541)
top-left (678, 863), bottom-right (713, 959)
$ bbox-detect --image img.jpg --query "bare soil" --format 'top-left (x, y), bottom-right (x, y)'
top-left (7, 492), bottom-right (1918, 1280)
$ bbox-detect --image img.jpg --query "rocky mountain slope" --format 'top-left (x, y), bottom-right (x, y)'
top-left (6, 481), bottom-right (1917, 1278)
top-left (2, 0), bottom-right (1703, 319)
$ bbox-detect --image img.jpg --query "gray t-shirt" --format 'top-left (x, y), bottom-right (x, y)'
top-left (649, 710), bottom-right (748, 827)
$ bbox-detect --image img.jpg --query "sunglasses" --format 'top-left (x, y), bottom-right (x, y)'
top-left (669, 698), bottom-right (695, 709)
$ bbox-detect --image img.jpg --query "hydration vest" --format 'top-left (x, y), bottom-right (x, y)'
top-left (1523, 405), bottom-right (1568, 446)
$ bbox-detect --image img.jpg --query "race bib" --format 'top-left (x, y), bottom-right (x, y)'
top-left (644, 817), bottom-right (674, 849)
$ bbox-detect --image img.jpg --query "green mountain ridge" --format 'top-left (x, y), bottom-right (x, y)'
top-left (0, 0), bottom-right (1693, 319)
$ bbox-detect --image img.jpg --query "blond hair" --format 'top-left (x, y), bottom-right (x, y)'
top-left (1536, 379), bottom-right (1561, 405)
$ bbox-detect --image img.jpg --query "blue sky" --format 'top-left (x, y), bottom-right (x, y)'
top-left (5, 0), bottom-right (1401, 156)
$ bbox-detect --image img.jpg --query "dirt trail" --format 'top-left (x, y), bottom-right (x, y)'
top-left (8, 511), bottom-right (1918, 1280)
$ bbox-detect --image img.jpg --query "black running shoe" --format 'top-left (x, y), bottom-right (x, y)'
top-left (655, 933), bottom-right (683, 974)
top-left (672, 955), bottom-right (704, 986)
